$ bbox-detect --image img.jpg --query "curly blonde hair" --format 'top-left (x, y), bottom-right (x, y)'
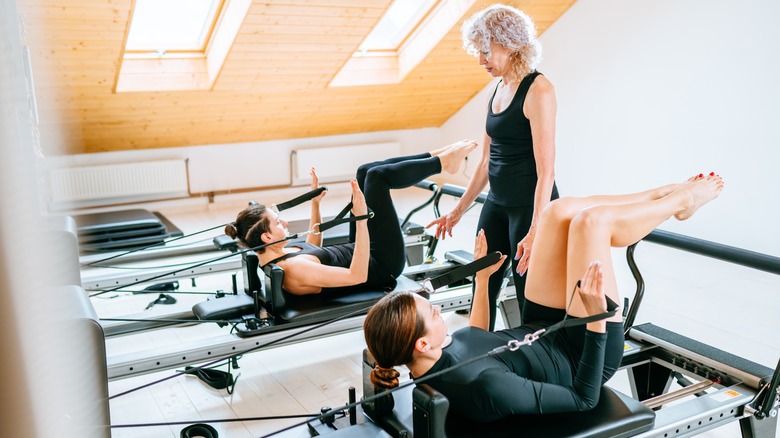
top-left (461, 4), bottom-right (541, 82)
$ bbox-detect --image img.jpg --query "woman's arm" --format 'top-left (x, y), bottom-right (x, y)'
top-left (428, 132), bottom-right (491, 240)
top-left (306, 167), bottom-right (326, 247)
top-left (285, 180), bottom-right (370, 293)
top-left (470, 229), bottom-right (506, 330)
top-left (516, 76), bottom-right (558, 275)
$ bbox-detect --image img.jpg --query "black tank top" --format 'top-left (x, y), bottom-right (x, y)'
top-left (264, 242), bottom-right (396, 294)
top-left (485, 71), bottom-right (558, 207)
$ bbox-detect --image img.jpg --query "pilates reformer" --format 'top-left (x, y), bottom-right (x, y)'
top-left (84, 181), bottom-right (441, 337)
top-left (78, 181), bottom-right (504, 380)
top-left (288, 230), bottom-right (780, 438)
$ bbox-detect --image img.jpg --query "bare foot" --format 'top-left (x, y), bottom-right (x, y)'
top-left (439, 140), bottom-right (478, 173)
top-left (674, 173), bottom-right (724, 220)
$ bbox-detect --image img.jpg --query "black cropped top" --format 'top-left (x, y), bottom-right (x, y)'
top-left (264, 242), bottom-right (396, 294)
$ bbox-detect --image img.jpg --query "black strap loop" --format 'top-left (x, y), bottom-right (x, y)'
top-left (425, 251), bottom-right (502, 292)
top-left (180, 423), bottom-right (218, 438)
top-left (315, 201), bottom-right (374, 233)
top-left (181, 366), bottom-right (234, 390)
top-left (274, 187), bottom-right (327, 212)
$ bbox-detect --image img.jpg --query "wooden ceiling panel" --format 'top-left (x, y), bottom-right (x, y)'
top-left (17, 0), bottom-right (575, 154)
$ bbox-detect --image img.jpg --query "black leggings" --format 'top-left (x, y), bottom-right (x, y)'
top-left (522, 300), bottom-right (625, 383)
top-left (476, 190), bottom-right (559, 331)
top-left (475, 200), bottom-right (533, 331)
top-left (349, 153), bottom-right (441, 278)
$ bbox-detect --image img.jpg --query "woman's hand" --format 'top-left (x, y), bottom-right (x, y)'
top-left (426, 209), bottom-right (463, 240)
top-left (310, 167), bottom-right (327, 202)
top-left (577, 261), bottom-right (607, 316)
top-left (475, 229), bottom-right (505, 281)
top-left (350, 179), bottom-right (368, 216)
top-left (515, 227), bottom-right (536, 276)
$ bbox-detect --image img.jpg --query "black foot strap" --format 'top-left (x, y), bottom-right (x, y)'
top-left (425, 251), bottom-right (502, 292)
top-left (182, 366), bottom-right (234, 390)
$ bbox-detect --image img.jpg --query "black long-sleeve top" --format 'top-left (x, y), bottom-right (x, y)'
top-left (415, 325), bottom-right (607, 422)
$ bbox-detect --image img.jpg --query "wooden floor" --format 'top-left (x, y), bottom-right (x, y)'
top-left (95, 187), bottom-right (780, 438)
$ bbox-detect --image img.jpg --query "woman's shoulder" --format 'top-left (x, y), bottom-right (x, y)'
top-left (528, 73), bottom-right (555, 95)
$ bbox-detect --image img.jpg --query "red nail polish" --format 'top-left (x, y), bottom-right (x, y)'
top-left (698, 173), bottom-right (703, 178)
top-left (709, 172), bottom-right (715, 176)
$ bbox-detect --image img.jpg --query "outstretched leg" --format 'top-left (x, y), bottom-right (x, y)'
top-left (525, 175), bottom-right (723, 319)
top-left (565, 175), bottom-right (723, 320)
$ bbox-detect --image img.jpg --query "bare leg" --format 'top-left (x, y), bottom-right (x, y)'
top-left (525, 176), bottom-right (723, 318)
top-left (563, 175), bottom-right (723, 321)
top-left (525, 184), bottom-right (680, 308)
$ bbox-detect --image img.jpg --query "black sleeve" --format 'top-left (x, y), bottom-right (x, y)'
top-left (468, 331), bottom-right (607, 421)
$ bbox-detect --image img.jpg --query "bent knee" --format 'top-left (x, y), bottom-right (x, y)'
top-left (569, 207), bottom-right (610, 233)
top-left (542, 197), bottom-right (582, 222)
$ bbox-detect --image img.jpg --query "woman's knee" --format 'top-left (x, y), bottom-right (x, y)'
top-left (541, 197), bottom-right (581, 223)
top-left (356, 162), bottom-right (374, 184)
top-left (568, 207), bottom-right (610, 235)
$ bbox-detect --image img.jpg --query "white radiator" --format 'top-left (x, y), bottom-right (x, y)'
top-left (291, 142), bottom-right (401, 186)
top-left (48, 159), bottom-right (189, 207)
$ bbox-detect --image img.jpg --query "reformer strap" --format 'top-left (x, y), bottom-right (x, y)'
top-left (424, 251), bottom-right (502, 292)
top-left (541, 294), bottom-right (620, 337)
top-left (315, 201), bottom-right (374, 233)
top-left (273, 187), bottom-right (327, 212)
top-left (182, 366), bottom-right (234, 390)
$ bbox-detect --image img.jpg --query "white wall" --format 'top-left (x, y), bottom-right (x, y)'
top-left (441, 0), bottom-right (780, 257)
top-left (43, 128), bottom-right (444, 209)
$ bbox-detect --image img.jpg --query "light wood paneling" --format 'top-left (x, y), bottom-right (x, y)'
top-left (17, 0), bottom-right (576, 154)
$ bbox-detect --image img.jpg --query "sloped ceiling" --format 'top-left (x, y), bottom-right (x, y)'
top-left (17, 0), bottom-right (575, 154)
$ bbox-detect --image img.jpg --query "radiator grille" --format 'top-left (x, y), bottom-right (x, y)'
top-left (49, 160), bottom-right (189, 205)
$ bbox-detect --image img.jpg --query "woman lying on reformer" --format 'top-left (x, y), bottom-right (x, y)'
top-left (224, 140), bottom-right (478, 296)
top-left (364, 173), bottom-right (724, 421)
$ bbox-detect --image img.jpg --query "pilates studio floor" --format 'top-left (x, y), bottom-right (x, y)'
top-left (96, 187), bottom-right (780, 438)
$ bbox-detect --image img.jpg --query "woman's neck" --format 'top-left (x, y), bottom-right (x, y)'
top-left (258, 245), bottom-right (287, 265)
top-left (407, 336), bottom-right (451, 378)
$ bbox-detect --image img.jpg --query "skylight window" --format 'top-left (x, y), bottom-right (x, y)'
top-left (329, 0), bottom-right (474, 87)
top-left (125, 0), bottom-right (222, 54)
top-left (358, 0), bottom-right (437, 54)
top-left (115, 0), bottom-right (251, 92)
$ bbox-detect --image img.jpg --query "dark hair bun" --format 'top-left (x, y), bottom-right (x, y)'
top-left (224, 223), bottom-right (239, 239)
top-left (370, 366), bottom-right (400, 389)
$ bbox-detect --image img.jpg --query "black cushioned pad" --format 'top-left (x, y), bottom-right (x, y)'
top-left (74, 209), bottom-right (164, 235)
top-left (277, 275), bottom-right (421, 323)
top-left (442, 386), bottom-right (655, 438)
top-left (192, 294), bottom-right (256, 321)
top-left (74, 210), bottom-right (183, 253)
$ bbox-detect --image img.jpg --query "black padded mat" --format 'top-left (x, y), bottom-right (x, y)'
top-left (75, 209), bottom-right (164, 235)
top-left (74, 209), bottom-right (184, 253)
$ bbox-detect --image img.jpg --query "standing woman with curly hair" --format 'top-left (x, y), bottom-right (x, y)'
top-left (428, 4), bottom-right (560, 329)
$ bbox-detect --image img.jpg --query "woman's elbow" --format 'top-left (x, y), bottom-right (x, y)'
top-left (577, 392), bottom-right (601, 411)
top-left (350, 270), bottom-right (368, 285)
